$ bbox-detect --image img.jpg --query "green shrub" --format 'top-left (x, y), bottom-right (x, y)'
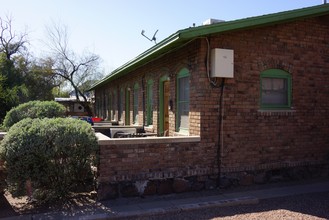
top-left (2, 100), bottom-right (66, 130)
top-left (0, 117), bottom-right (98, 201)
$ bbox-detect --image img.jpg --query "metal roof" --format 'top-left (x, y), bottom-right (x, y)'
top-left (90, 4), bottom-right (329, 90)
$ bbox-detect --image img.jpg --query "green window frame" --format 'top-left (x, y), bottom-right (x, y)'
top-left (111, 90), bottom-right (117, 121)
top-left (260, 69), bottom-right (292, 109)
top-left (133, 83), bottom-right (139, 124)
top-left (125, 87), bottom-right (130, 125)
top-left (107, 93), bottom-right (111, 120)
top-left (96, 96), bottom-right (100, 117)
top-left (101, 92), bottom-right (106, 119)
top-left (146, 80), bottom-right (153, 126)
top-left (159, 75), bottom-right (170, 135)
top-left (119, 88), bottom-right (124, 121)
top-left (176, 68), bottom-right (190, 133)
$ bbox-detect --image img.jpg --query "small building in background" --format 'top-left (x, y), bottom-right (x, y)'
top-left (55, 91), bottom-right (93, 117)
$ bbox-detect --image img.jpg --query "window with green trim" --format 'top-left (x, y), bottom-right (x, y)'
top-left (96, 96), bottom-right (100, 117)
top-left (111, 91), bottom-right (116, 120)
top-left (107, 93), bottom-right (111, 120)
top-left (102, 92), bottom-right (106, 119)
top-left (176, 68), bottom-right (190, 133)
top-left (133, 83), bottom-right (139, 124)
top-left (125, 88), bottom-right (130, 125)
top-left (119, 88), bottom-right (124, 121)
top-left (146, 80), bottom-right (153, 126)
top-left (260, 69), bottom-right (291, 109)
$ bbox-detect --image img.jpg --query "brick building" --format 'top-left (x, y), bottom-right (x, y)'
top-left (91, 5), bottom-right (329, 199)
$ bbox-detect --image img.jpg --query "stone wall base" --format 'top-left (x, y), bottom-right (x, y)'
top-left (97, 175), bottom-right (218, 200)
top-left (97, 163), bottom-right (328, 200)
top-left (220, 163), bottom-right (329, 188)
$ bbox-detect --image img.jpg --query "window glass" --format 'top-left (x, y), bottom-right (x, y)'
top-left (100, 93), bottom-right (104, 119)
top-left (147, 80), bottom-right (153, 125)
top-left (102, 93), bottom-right (106, 119)
top-left (111, 91), bottom-right (116, 120)
top-left (262, 78), bottom-right (287, 105)
top-left (133, 84), bottom-right (139, 124)
top-left (119, 89), bottom-right (124, 121)
top-left (107, 93), bottom-right (111, 120)
top-left (260, 69), bottom-right (291, 109)
top-left (96, 97), bottom-right (100, 117)
top-left (125, 88), bottom-right (130, 125)
top-left (177, 69), bottom-right (190, 132)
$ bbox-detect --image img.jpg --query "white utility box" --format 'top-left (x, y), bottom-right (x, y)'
top-left (210, 48), bottom-right (234, 78)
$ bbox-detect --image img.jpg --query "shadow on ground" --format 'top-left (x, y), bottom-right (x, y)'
top-left (0, 194), bottom-right (18, 218)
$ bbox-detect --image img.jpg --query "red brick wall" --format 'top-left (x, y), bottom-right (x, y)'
top-left (95, 15), bottom-right (329, 197)
top-left (207, 16), bottom-right (329, 171)
top-left (98, 140), bottom-right (213, 183)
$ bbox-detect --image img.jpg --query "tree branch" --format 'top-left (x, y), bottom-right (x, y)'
top-left (0, 16), bottom-right (28, 60)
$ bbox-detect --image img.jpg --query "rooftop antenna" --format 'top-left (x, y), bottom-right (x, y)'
top-left (141, 29), bottom-right (158, 44)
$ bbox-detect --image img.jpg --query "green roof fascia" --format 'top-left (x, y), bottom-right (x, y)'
top-left (90, 4), bottom-right (329, 90)
top-left (179, 4), bottom-right (329, 39)
top-left (90, 33), bottom-right (186, 89)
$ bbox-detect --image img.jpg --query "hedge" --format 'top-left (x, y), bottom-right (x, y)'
top-left (2, 100), bottom-right (66, 129)
top-left (0, 117), bottom-right (98, 201)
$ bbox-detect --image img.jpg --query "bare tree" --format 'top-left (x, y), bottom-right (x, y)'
top-left (45, 22), bottom-right (100, 115)
top-left (0, 16), bottom-right (28, 60)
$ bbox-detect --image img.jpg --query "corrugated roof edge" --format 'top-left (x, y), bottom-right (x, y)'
top-left (90, 4), bottom-right (329, 90)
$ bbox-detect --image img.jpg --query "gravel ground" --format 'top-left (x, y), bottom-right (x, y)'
top-left (122, 192), bottom-right (329, 220)
top-left (1, 180), bottom-right (328, 219)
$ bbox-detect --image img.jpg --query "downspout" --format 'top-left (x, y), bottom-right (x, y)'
top-left (216, 79), bottom-right (225, 187)
top-left (204, 37), bottom-right (225, 187)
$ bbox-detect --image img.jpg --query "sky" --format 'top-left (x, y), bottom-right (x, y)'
top-left (0, 0), bottom-right (325, 75)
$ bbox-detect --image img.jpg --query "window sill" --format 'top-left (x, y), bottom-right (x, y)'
top-left (173, 131), bottom-right (189, 137)
top-left (258, 109), bottom-right (296, 116)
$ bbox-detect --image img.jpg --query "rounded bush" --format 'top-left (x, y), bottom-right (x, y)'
top-left (2, 100), bottom-right (66, 129)
top-left (0, 117), bottom-right (98, 201)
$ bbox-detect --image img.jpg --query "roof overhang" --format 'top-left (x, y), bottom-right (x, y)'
top-left (90, 4), bottom-right (329, 90)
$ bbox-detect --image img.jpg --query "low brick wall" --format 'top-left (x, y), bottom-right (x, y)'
top-left (96, 132), bottom-right (329, 200)
top-left (95, 133), bottom-right (220, 200)
top-left (1, 129), bottom-right (328, 198)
